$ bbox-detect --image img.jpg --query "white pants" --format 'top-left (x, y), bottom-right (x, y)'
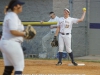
top-left (58, 34), bottom-right (72, 53)
top-left (0, 40), bottom-right (24, 71)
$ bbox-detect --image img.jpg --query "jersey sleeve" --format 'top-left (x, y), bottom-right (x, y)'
top-left (57, 20), bottom-right (60, 27)
top-left (8, 17), bottom-right (18, 30)
top-left (56, 18), bottom-right (61, 27)
top-left (72, 18), bottom-right (79, 24)
top-left (56, 17), bottom-right (60, 23)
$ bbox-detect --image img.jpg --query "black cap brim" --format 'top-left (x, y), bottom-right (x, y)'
top-left (10, 0), bottom-right (25, 8)
top-left (17, 1), bottom-right (25, 5)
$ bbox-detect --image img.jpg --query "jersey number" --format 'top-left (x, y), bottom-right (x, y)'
top-left (65, 25), bottom-right (69, 28)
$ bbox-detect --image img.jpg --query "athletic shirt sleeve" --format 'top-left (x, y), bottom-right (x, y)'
top-left (57, 18), bottom-right (61, 27)
top-left (57, 22), bottom-right (60, 27)
top-left (8, 16), bottom-right (18, 30)
top-left (56, 17), bottom-right (60, 23)
top-left (71, 18), bottom-right (79, 24)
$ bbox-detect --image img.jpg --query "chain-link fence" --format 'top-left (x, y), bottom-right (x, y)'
top-left (0, 0), bottom-right (93, 58)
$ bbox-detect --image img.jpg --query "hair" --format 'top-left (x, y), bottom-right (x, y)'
top-left (6, 0), bottom-right (17, 12)
top-left (49, 12), bottom-right (55, 15)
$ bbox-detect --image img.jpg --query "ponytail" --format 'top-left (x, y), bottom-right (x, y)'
top-left (6, 6), bottom-right (9, 12)
top-left (4, 0), bottom-right (17, 13)
top-left (4, 6), bottom-right (9, 14)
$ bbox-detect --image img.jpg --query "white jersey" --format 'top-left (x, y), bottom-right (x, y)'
top-left (49, 16), bottom-right (59, 32)
top-left (57, 17), bottom-right (79, 33)
top-left (1, 12), bottom-right (24, 42)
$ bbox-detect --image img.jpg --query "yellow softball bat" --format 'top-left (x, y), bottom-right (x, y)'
top-left (83, 8), bottom-right (86, 11)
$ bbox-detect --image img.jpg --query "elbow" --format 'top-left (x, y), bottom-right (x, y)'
top-left (80, 20), bottom-right (83, 22)
top-left (78, 19), bottom-right (84, 22)
top-left (10, 30), bottom-right (16, 36)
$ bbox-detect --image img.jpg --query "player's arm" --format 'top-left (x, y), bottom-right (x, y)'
top-left (40, 18), bottom-right (50, 24)
top-left (10, 30), bottom-right (25, 37)
top-left (77, 9), bottom-right (86, 23)
top-left (8, 18), bottom-right (25, 37)
top-left (40, 21), bottom-right (44, 24)
top-left (55, 26), bottom-right (60, 36)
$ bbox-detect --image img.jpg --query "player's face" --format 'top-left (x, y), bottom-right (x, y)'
top-left (50, 13), bottom-right (55, 19)
top-left (17, 4), bottom-right (23, 13)
top-left (64, 10), bottom-right (69, 16)
top-left (14, 4), bottom-right (23, 13)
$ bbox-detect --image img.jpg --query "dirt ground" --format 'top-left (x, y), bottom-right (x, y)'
top-left (0, 59), bottom-right (100, 75)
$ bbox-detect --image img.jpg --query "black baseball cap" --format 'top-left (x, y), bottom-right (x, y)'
top-left (11, 0), bottom-right (25, 8)
top-left (15, 0), bottom-right (25, 5)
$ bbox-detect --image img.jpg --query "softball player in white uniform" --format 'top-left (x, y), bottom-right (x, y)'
top-left (0, 0), bottom-right (25, 75)
top-left (55, 8), bottom-right (86, 66)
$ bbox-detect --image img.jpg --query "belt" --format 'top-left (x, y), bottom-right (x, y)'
top-left (60, 32), bottom-right (70, 35)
